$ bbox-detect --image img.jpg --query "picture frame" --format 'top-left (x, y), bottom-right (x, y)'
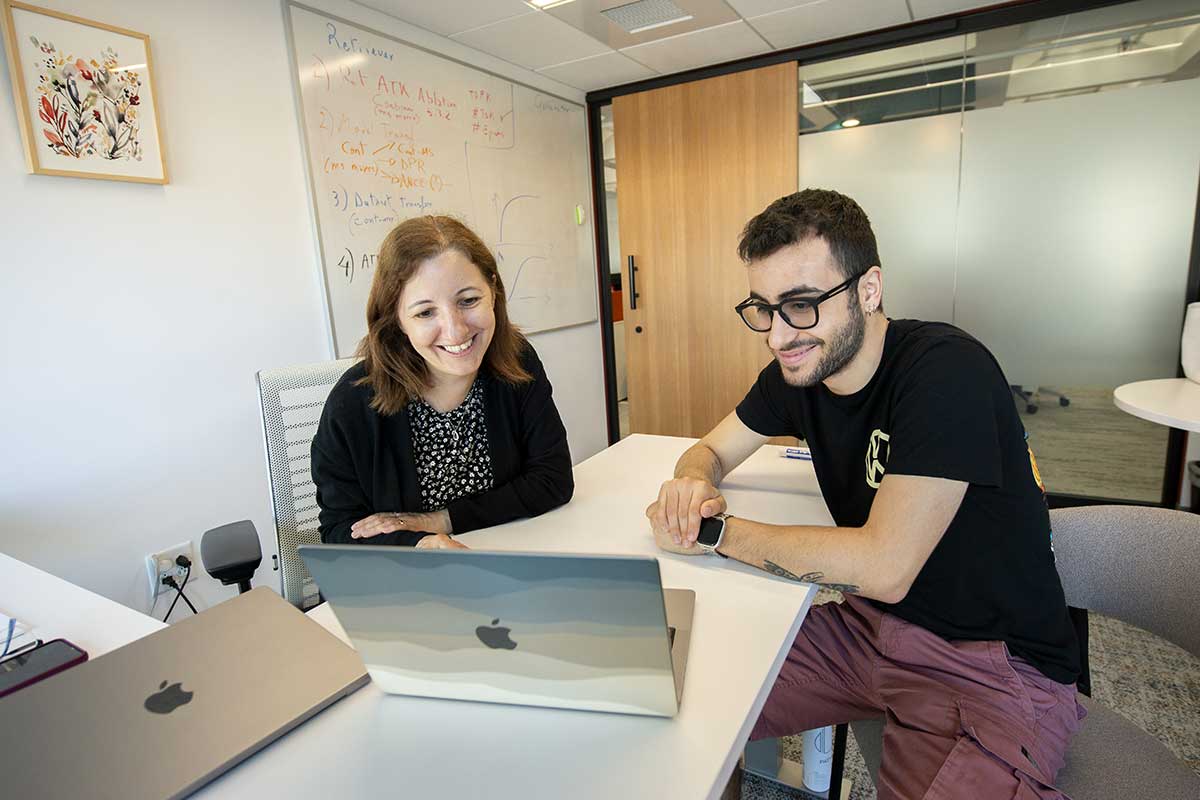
top-left (1, 0), bottom-right (168, 183)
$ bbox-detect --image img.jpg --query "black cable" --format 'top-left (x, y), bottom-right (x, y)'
top-left (174, 557), bottom-right (198, 615)
top-left (176, 573), bottom-right (198, 615)
top-left (162, 561), bottom-right (198, 621)
top-left (162, 576), bottom-right (183, 622)
top-left (163, 576), bottom-right (183, 621)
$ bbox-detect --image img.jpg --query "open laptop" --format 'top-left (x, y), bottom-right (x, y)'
top-left (299, 544), bottom-right (695, 717)
top-left (0, 587), bottom-right (368, 800)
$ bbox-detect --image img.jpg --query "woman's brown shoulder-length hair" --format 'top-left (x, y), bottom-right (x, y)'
top-left (356, 215), bottom-right (531, 415)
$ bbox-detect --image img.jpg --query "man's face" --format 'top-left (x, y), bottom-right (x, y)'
top-left (746, 238), bottom-right (866, 388)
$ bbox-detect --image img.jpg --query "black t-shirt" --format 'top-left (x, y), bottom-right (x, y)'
top-left (736, 319), bottom-right (1080, 684)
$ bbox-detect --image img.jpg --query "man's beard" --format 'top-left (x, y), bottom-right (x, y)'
top-left (776, 299), bottom-right (866, 387)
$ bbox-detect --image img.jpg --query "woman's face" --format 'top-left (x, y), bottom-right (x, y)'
top-left (397, 249), bottom-right (497, 384)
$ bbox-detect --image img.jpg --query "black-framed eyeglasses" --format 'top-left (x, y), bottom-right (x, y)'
top-left (734, 274), bottom-right (861, 332)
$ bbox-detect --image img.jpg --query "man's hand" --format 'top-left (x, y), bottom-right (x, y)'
top-left (414, 533), bottom-right (469, 550)
top-left (350, 510), bottom-right (451, 539)
top-left (646, 513), bottom-right (706, 555)
top-left (645, 477), bottom-right (727, 547)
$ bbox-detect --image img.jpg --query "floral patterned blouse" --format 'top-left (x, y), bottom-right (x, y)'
top-left (407, 380), bottom-right (495, 513)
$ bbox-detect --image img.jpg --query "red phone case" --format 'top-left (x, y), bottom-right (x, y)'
top-left (0, 638), bottom-right (89, 699)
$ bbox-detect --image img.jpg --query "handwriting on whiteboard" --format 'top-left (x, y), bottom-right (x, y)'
top-left (325, 22), bottom-right (394, 62)
top-left (288, 4), bottom-right (597, 351)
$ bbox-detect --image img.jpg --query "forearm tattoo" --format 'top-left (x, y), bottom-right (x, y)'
top-left (762, 561), bottom-right (859, 594)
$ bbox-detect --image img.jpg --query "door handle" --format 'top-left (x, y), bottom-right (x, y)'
top-left (627, 255), bottom-right (640, 310)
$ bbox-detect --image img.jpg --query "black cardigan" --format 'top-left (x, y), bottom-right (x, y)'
top-left (311, 344), bottom-right (574, 546)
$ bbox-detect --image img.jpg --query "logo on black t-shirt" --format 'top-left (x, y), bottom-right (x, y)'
top-left (865, 429), bottom-right (890, 489)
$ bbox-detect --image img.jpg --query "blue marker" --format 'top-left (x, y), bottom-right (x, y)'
top-left (781, 447), bottom-right (812, 461)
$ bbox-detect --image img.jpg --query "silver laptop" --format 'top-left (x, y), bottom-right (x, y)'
top-left (299, 545), bottom-right (695, 717)
top-left (0, 587), bottom-right (368, 800)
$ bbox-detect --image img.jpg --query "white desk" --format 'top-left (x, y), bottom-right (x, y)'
top-left (1113, 378), bottom-right (1200, 432)
top-left (5, 435), bottom-right (829, 800)
top-left (0, 553), bottom-right (164, 656)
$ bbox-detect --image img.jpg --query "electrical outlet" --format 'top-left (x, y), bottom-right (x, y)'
top-left (146, 541), bottom-right (194, 602)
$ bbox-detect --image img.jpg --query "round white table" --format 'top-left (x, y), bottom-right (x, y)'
top-left (1113, 378), bottom-right (1200, 432)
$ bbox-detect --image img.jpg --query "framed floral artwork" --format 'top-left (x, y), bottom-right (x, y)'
top-left (1, 1), bottom-right (167, 183)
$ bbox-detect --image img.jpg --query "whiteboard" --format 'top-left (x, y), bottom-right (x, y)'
top-left (285, 3), bottom-right (598, 356)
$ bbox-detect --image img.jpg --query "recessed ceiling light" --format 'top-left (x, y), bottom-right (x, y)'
top-left (526, 0), bottom-right (576, 8)
top-left (602, 0), bottom-right (693, 34)
top-left (842, 118), bottom-right (861, 128)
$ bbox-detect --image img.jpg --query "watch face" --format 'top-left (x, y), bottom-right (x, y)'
top-left (696, 516), bottom-right (723, 547)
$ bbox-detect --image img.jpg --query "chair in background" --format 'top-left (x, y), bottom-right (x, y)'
top-left (851, 505), bottom-right (1200, 797)
top-left (1011, 384), bottom-right (1071, 414)
top-left (256, 358), bottom-right (357, 609)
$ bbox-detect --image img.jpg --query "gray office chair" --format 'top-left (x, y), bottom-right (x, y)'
top-left (256, 358), bottom-right (358, 609)
top-left (1010, 384), bottom-right (1070, 414)
top-left (851, 505), bottom-right (1200, 798)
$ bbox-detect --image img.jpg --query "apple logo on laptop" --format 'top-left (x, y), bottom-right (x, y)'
top-left (144, 680), bottom-right (194, 714)
top-left (475, 618), bottom-right (518, 650)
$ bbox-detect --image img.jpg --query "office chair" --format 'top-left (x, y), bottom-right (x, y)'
top-left (200, 520), bottom-right (261, 593)
top-left (1011, 384), bottom-right (1070, 414)
top-left (256, 358), bottom-right (358, 609)
top-left (850, 505), bottom-right (1200, 797)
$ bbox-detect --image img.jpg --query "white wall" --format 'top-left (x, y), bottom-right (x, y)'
top-left (799, 112), bottom-right (960, 324)
top-left (953, 79), bottom-right (1200, 389)
top-left (606, 190), bottom-right (622, 274)
top-left (799, 79), bottom-right (1200, 389)
top-left (0, 0), bottom-right (607, 616)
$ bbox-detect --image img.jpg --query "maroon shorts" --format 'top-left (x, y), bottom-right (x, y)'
top-left (751, 595), bottom-right (1087, 799)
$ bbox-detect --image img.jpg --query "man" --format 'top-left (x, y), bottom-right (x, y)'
top-left (646, 189), bottom-right (1084, 799)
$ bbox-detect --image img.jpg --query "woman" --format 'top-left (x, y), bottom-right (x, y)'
top-left (311, 216), bottom-right (574, 550)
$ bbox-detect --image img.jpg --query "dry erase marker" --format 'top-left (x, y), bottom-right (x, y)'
top-left (781, 447), bottom-right (812, 461)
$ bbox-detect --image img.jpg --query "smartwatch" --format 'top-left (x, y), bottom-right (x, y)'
top-left (696, 513), bottom-right (730, 556)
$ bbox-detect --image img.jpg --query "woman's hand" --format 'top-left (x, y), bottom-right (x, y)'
top-left (414, 533), bottom-right (469, 550)
top-left (350, 509), bottom-right (452, 539)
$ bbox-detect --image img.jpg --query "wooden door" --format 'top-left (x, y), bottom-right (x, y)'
top-left (614, 64), bottom-right (798, 438)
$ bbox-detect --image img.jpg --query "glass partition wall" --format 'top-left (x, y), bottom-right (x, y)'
top-left (798, 0), bottom-right (1200, 503)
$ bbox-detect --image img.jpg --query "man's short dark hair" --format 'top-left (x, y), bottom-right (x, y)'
top-left (737, 189), bottom-right (881, 280)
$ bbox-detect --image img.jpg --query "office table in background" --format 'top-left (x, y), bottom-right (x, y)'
top-left (1113, 378), bottom-right (1200, 432)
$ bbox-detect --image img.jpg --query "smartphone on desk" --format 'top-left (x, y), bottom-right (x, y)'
top-left (0, 638), bottom-right (88, 699)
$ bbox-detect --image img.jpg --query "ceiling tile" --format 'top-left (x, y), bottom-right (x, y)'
top-left (620, 20), bottom-right (772, 75)
top-left (538, 51), bottom-right (658, 91)
top-left (748, 0), bottom-right (911, 49)
top-left (908, 0), bottom-right (1004, 21)
top-left (725, 0), bottom-right (825, 19)
top-left (452, 11), bottom-right (615, 71)
top-left (357, 0), bottom-right (534, 37)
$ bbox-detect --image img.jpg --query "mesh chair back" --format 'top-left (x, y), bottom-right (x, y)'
top-left (1050, 505), bottom-right (1200, 659)
top-left (257, 358), bottom-right (358, 608)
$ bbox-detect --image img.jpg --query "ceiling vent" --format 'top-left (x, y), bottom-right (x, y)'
top-left (601, 0), bottom-right (694, 35)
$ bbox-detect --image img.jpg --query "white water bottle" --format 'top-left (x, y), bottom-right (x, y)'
top-left (802, 726), bottom-right (833, 793)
